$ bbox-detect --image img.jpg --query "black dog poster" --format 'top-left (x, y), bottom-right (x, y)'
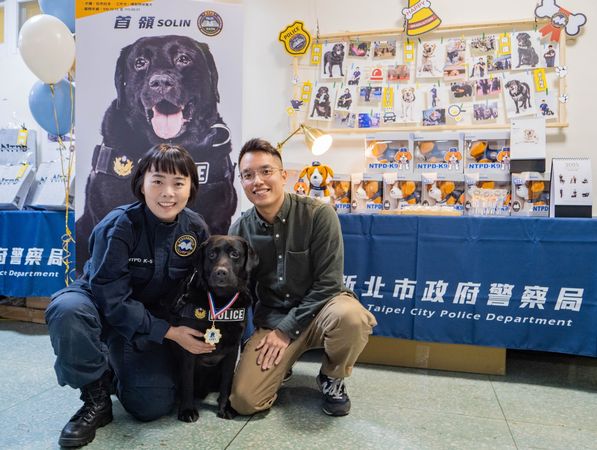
top-left (75, 0), bottom-right (242, 269)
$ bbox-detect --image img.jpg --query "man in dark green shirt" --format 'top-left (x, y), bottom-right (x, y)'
top-left (229, 138), bottom-right (376, 417)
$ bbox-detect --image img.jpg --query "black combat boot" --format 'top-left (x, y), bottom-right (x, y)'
top-left (58, 371), bottom-right (114, 448)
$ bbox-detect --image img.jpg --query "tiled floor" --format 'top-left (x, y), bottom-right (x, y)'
top-left (1, 320), bottom-right (597, 450)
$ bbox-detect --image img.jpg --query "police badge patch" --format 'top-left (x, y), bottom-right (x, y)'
top-left (175, 235), bottom-right (197, 257)
top-left (113, 156), bottom-right (133, 177)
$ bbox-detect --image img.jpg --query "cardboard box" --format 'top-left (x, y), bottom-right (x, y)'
top-left (26, 160), bottom-right (75, 210)
top-left (0, 163), bottom-right (36, 210)
top-left (357, 336), bottom-right (506, 375)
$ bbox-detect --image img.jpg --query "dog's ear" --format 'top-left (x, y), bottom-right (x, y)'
top-left (115, 44), bottom-right (133, 110)
top-left (195, 42), bottom-right (220, 103)
top-left (194, 240), bottom-right (210, 287)
top-left (241, 238), bottom-right (259, 273)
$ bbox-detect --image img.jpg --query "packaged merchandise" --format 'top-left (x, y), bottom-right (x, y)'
top-left (464, 172), bottom-right (511, 216)
top-left (364, 132), bottom-right (413, 173)
top-left (421, 171), bottom-right (465, 214)
top-left (382, 172), bottom-right (420, 212)
top-left (511, 172), bottom-right (551, 216)
top-left (329, 174), bottom-right (351, 214)
top-left (351, 172), bottom-right (383, 214)
top-left (413, 132), bottom-right (464, 173)
top-left (464, 131), bottom-right (511, 174)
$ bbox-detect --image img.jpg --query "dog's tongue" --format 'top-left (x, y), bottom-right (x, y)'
top-left (151, 108), bottom-right (184, 139)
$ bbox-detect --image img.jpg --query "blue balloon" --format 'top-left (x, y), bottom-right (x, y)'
top-left (39, 0), bottom-right (75, 33)
top-left (29, 79), bottom-right (75, 136)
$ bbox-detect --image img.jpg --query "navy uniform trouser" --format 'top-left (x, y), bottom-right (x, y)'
top-left (45, 289), bottom-right (176, 422)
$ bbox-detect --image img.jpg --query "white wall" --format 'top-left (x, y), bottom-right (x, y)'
top-left (0, 0), bottom-right (595, 212)
top-left (240, 0), bottom-right (597, 213)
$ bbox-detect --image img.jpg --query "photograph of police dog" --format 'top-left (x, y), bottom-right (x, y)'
top-left (76, 35), bottom-right (238, 266)
top-left (169, 235), bottom-right (258, 422)
top-left (514, 32), bottom-right (539, 68)
top-left (310, 85), bottom-right (333, 120)
top-left (322, 42), bottom-right (345, 78)
top-left (505, 79), bottom-right (533, 115)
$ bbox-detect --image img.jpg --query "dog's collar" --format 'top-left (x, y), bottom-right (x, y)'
top-left (309, 185), bottom-right (326, 191)
top-left (208, 291), bottom-right (240, 321)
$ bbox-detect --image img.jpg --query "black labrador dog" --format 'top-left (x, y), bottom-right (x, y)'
top-left (170, 235), bottom-right (258, 422)
top-left (323, 43), bottom-right (345, 78)
top-left (76, 35), bottom-right (237, 267)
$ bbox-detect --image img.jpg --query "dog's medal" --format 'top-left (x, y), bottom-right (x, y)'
top-left (205, 292), bottom-right (240, 345)
top-left (204, 325), bottom-right (222, 345)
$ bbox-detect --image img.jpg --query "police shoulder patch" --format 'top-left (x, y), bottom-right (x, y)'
top-left (174, 234), bottom-right (197, 257)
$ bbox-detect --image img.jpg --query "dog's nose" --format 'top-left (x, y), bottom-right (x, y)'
top-left (149, 74), bottom-right (175, 93)
top-left (214, 267), bottom-right (229, 280)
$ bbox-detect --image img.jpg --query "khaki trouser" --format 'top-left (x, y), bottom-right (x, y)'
top-left (230, 294), bottom-right (377, 415)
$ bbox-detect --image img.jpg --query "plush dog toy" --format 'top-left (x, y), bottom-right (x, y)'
top-left (427, 181), bottom-right (464, 205)
top-left (389, 180), bottom-right (419, 205)
top-left (298, 161), bottom-right (334, 199)
top-left (469, 140), bottom-right (510, 163)
top-left (331, 180), bottom-right (351, 203)
top-left (356, 181), bottom-right (383, 203)
top-left (293, 178), bottom-right (309, 196)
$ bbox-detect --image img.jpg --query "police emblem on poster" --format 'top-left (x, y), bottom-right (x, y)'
top-left (197, 10), bottom-right (223, 36)
top-left (175, 234), bottom-right (197, 257)
top-left (278, 21), bottom-right (311, 56)
top-left (113, 156), bottom-right (133, 177)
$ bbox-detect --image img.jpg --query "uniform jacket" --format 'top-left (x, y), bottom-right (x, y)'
top-left (57, 202), bottom-right (209, 347)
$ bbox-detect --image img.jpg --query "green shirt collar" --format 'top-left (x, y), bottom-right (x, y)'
top-left (252, 192), bottom-right (292, 228)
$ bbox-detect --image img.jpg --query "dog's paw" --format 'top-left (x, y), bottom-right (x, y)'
top-left (178, 408), bottom-right (200, 423)
top-left (217, 406), bottom-right (238, 420)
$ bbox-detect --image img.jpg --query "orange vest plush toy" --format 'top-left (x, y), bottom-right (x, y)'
top-left (298, 161), bottom-right (334, 199)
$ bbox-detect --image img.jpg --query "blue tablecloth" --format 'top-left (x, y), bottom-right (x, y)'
top-left (2, 211), bottom-right (596, 357)
top-left (0, 211), bottom-right (74, 297)
top-left (340, 214), bottom-right (597, 357)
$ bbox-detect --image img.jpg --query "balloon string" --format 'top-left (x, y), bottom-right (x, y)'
top-left (50, 81), bottom-right (76, 286)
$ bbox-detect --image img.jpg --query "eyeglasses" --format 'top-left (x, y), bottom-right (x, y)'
top-left (239, 167), bottom-right (283, 183)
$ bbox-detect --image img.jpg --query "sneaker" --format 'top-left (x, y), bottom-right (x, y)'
top-left (316, 371), bottom-right (351, 416)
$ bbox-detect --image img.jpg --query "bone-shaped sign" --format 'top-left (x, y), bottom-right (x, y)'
top-left (535, 0), bottom-right (587, 37)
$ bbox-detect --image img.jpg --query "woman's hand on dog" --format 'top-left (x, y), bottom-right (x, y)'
top-left (255, 329), bottom-right (290, 371)
top-left (165, 326), bottom-right (216, 354)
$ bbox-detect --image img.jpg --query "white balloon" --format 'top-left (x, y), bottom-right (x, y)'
top-left (18, 14), bottom-right (75, 84)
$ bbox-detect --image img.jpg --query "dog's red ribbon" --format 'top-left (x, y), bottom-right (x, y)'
top-left (539, 7), bottom-right (571, 43)
top-left (208, 292), bottom-right (240, 321)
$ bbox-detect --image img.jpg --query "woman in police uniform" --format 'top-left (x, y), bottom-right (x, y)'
top-left (46, 144), bottom-right (212, 448)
